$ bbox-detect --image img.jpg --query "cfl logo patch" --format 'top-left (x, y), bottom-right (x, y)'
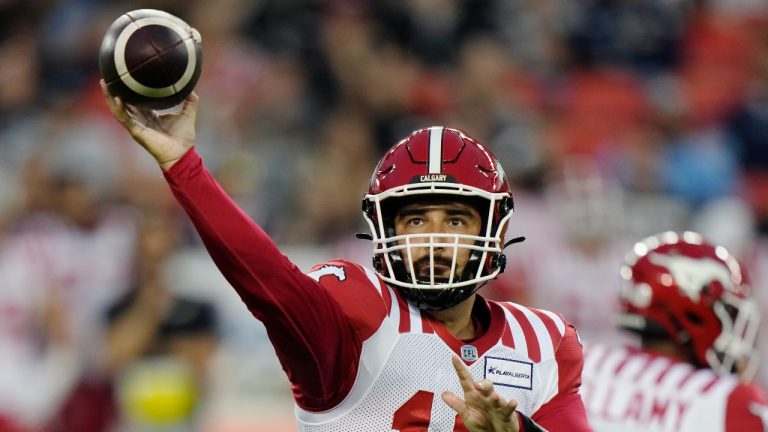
top-left (460, 345), bottom-right (478, 362)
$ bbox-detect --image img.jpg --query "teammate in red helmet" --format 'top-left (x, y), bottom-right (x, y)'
top-left (581, 231), bottom-right (767, 432)
top-left (101, 83), bottom-right (592, 431)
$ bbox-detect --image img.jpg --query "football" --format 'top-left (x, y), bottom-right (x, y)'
top-left (99, 9), bottom-right (202, 110)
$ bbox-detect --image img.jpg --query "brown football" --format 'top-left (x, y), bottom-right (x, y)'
top-left (99, 9), bottom-right (202, 110)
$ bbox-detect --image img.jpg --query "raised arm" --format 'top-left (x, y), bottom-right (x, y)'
top-left (100, 82), bottom-right (360, 410)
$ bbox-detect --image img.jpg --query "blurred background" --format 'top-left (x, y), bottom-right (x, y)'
top-left (0, 0), bottom-right (767, 430)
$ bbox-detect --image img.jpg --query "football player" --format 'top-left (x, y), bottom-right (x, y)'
top-left (581, 231), bottom-right (768, 431)
top-left (100, 82), bottom-right (592, 431)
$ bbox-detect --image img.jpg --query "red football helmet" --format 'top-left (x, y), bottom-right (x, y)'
top-left (362, 126), bottom-right (514, 310)
top-left (618, 231), bottom-right (760, 378)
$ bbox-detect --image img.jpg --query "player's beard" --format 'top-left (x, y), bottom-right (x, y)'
top-left (413, 255), bottom-right (460, 284)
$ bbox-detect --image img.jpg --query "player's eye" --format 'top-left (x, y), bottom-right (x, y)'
top-left (448, 217), bottom-right (466, 227)
top-left (406, 217), bottom-right (425, 226)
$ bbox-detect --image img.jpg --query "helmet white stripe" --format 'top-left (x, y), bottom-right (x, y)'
top-left (428, 126), bottom-right (444, 174)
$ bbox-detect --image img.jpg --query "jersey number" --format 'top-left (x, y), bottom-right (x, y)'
top-left (309, 268), bottom-right (466, 430)
top-left (391, 390), bottom-right (467, 431)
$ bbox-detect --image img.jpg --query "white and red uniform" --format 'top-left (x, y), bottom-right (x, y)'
top-left (163, 149), bottom-right (592, 431)
top-left (581, 343), bottom-right (768, 432)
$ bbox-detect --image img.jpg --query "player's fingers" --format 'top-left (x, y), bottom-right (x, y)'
top-left (498, 399), bottom-right (518, 419)
top-left (100, 81), bottom-right (130, 124)
top-left (441, 391), bottom-right (467, 415)
top-left (475, 379), bottom-right (495, 397)
top-left (451, 356), bottom-right (476, 393)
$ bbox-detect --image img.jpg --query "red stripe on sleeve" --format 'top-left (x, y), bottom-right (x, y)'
top-left (531, 390), bottom-right (592, 431)
top-left (613, 356), bottom-right (632, 375)
top-left (394, 289), bottom-right (410, 333)
top-left (421, 314), bottom-right (434, 333)
top-left (676, 369), bottom-right (697, 389)
top-left (530, 308), bottom-right (564, 350)
top-left (699, 374), bottom-right (720, 394)
top-left (382, 280), bottom-right (393, 315)
top-left (654, 359), bottom-right (678, 384)
top-left (501, 303), bottom-right (541, 363)
top-left (725, 383), bottom-right (768, 432)
top-left (501, 321), bottom-right (515, 349)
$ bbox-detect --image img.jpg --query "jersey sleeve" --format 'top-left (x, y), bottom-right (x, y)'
top-left (725, 382), bottom-right (768, 432)
top-left (308, 260), bottom-right (390, 342)
top-left (531, 323), bottom-right (593, 431)
top-left (163, 148), bottom-right (360, 411)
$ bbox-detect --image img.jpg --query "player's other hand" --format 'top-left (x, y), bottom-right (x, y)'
top-left (442, 356), bottom-right (520, 432)
top-left (100, 79), bottom-right (197, 170)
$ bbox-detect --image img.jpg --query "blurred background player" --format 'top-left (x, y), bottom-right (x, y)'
top-left (580, 231), bottom-right (767, 431)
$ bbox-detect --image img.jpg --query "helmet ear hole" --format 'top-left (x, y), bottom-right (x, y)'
top-left (684, 311), bottom-right (705, 326)
top-left (372, 256), bottom-right (383, 272)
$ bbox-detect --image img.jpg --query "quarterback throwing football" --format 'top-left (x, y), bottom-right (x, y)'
top-left (101, 82), bottom-right (592, 432)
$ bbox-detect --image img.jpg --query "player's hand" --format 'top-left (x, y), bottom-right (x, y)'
top-left (100, 79), bottom-right (197, 170)
top-left (442, 356), bottom-right (520, 432)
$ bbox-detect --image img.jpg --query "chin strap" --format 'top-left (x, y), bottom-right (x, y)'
top-left (503, 236), bottom-right (526, 249)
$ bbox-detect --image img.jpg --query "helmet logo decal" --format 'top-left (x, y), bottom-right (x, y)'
top-left (428, 126), bottom-right (444, 174)
top-left (648, 253), bottom-right (733, 301)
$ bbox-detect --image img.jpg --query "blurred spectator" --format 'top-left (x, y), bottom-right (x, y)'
top-left (52, 209), bottom-right (219, 432)
top-left (564, 0), bottom-right (687, 74)
top-left (0, 169), bottom-right (79, 431)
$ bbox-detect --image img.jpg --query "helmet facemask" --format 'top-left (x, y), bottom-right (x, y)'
top-left (363, 183), bottom-right (513, 310)
top-left (707, 292), bottom-right (761, 380)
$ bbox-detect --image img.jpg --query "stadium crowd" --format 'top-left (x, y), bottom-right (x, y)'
top-left (0, 0), bottom-right (767, 430)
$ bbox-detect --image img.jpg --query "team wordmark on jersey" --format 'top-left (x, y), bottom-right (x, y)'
top-left (484, 357), bottom-right (533, 390)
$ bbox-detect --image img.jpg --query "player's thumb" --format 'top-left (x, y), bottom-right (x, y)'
top-left (180, 92), bottom-right (199, 122)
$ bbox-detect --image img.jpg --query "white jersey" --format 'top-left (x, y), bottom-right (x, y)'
top-left (0, 234), bottom-right (79, 427)
top-left (15, 210), bottom-right (137, 364)
top-left (581, 343), bottom-right (768, 432)
top-left (294, 261), bottom-right (588, 431)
